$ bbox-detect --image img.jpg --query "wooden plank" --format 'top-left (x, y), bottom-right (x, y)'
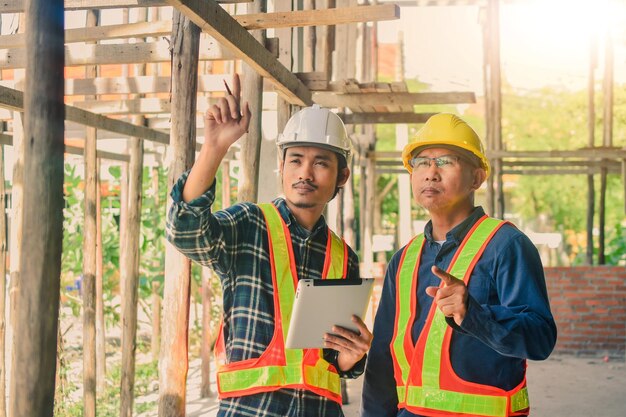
top-left (238, 3), bottom-right (399, 30)
top-left (0, 85), bottom-right (169, 143)
top-left (313, 91), bottom-right (476, 108)
top-left (71, 95), bottom-right (277, 115)
top-left (61, 74), bottom-right (234, 95)
top-left (0, 39), bottom-right (235, 69)
top-left (0, 131), bottom-right (131, 161)
top-left (1, 0), bottom-right (250, 13)
top-left (338, 112), bottom-right (436, 124)
top-left (371, 149), bottom-right (626, 160)
top-left (165, 0), bottom-right (312, 106)
top-left (0, 5), bottom-right (397, 49)
top-left (0, 74), bottom-right (236, 97)
top-left (0, 21), bottom-right (172, 48)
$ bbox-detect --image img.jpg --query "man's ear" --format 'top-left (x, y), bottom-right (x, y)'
top-left (471, 168), bottom-right (487, 190)
top-left (337, 167), bottom-right (350, 187)
top-left (277, 156), bottom-right (284, 176)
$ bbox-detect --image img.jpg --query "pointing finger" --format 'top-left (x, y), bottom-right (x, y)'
top-left (233, 73), bottom-right (241, 100)
top-left (431, 265), bottom-right (461, 286)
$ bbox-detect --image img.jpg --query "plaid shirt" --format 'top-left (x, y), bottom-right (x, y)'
top-left (166, 171), bottom-right (365, 417)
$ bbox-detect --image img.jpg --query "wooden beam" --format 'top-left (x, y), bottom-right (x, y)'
top-left (0, 21), bottom-right (172, 48)
top-left (165, 0), bottom-right (312, 106)
top-left (1, 132), bottom-right (132, 162)
top-left (0, 75), bottom-right (233, 96)
top-left (313, 91), bottom-right (476, 108)
top-left (71, 94), bottom-right (278, 115)
top-left (238, 4), bottom-right (400, 30)
top-left (1, 5), bottom-right (397, 49)
top-left (338, 112), bottom-right (436, 124)
top-left (2, 0), bottom-right (252, 13)
top-left (489, 149), bottom-right (626, 159)
top-left (370, 148), bottom-right (626, 160)
top-left (0, 85), bottom-right (169, 143)
top-left (0, 39), bottom-right (235, 69)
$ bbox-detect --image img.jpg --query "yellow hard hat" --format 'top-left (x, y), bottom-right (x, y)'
top-left (401, 113), bottom-right (490, 177)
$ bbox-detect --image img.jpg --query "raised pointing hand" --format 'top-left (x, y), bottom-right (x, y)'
top-left (425, 265), bottom-right (469, 326)
top-left (204, 73), bottom-right (251, 151)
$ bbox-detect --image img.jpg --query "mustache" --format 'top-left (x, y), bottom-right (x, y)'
top-left (420, 183), bottom-right (442, 193)
top-left (292, 179), bottom-right (318, 189)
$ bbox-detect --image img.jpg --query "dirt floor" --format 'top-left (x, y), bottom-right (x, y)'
top-left (136, 354), bottom-right (626, 417)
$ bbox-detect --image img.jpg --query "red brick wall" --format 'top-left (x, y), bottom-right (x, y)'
top-left (545, 267), bottom-right (626, 358)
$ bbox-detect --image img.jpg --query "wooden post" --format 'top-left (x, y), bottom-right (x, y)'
top-left (486, 0), bottom-right (503, 219)
top-left (342, 164), bottom-right (356, 248)
top-left (82, 9), bottom-right (99, 415)
top-left (599, 29), bottom-right (613, 265)
top-left (159, 10), bottom-right (199, 417)
top-left (0, 141), bottom-right (6, 417)
top-left (0, 46), bottom-right (7, 417)
top-left (201, 268), bottom-right (215, 398)
top-left (586, 33), bottom-right (597, 265)
top-left (151, 281), bottom-right (161, 362)
top-left (303, 0), bottom-right (316, 72)
top-left (119, 131), bottom-right (144, 417)
top-left (395, 32), bottom-right (412, 248)
top-left (7, 14), bottom-right (26, 407)
top-left (119, 8), bottom-right (130, 305)
top-left (95, 160), bottom-right (107, 391)
top-left (480, 6), bottom-right (494, 216)
top-left (238, 0), bottom-right (267, 203)
top-left (9, 1), bottom-right (64, 416)
top-left (120, 8), bottom-right (148, 416)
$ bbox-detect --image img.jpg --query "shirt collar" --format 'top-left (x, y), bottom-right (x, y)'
top-left (272, 197), bottom-right (328, 237)
top-left (423, 206), bottom-right (486, 244)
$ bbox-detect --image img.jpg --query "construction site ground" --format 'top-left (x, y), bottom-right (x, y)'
top-left (137, 353), bottom-right (626, 417)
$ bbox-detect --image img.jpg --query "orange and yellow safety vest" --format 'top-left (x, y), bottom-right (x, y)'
top-left (215, 203), bottom-right (348, 403)
top-left (391, 215), bottom-right (530, 417)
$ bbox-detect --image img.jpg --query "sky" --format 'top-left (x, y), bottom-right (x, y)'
top-left (377, 0), bottom-right (626, 93)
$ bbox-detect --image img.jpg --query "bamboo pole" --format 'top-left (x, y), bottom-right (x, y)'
top-left (9, 1), bottom-right (65, 416)
top-left (82, 9), bottom-right (99, 415)
top-left (238, 0), bottom-right (267, 203)
top-left (159, 9), bottom-right (199, 416)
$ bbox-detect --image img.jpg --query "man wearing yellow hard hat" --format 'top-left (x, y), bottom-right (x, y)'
top-left (361, 113), bottom-right (557, 417)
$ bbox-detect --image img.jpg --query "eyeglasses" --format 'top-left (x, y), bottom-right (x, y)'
top-left (408, 154), bottom-right (461, 170)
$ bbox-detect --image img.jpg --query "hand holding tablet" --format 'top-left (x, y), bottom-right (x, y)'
top-left (285, 278), bottom-right (375, 349)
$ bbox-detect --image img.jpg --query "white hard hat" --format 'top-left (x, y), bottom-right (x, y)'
top-left (277, 104), bottom-right (353, 165)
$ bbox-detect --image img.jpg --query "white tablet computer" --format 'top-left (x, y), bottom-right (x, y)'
top-left (285, 278), bottom-right (375, 349)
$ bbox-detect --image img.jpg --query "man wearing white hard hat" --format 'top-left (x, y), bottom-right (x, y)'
top-left (166, 74), bottom-right (371, 417)
top-left (361, 113), bottom-right (557, 417)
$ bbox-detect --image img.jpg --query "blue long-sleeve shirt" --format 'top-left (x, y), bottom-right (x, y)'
top-left (361, 207), bottom-right (557, 417)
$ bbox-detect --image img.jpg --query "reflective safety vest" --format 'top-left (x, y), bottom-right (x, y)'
top-left (215, 203), bottom-right (349, 404)
top-left (391, 215), bottom-right (530, 417)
